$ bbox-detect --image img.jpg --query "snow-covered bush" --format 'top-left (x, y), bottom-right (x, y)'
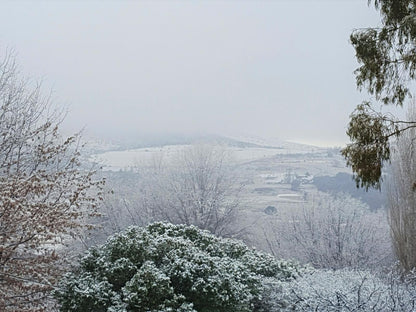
top-left (54, 222), bottom-right (304, 312)
top-left (269, 268), bottom-right (416, 311)
top-left (266, 193), bottom-right (392, 269)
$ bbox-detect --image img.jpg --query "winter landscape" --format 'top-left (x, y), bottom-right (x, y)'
top-left (3, 1), bottom-right (416, 311)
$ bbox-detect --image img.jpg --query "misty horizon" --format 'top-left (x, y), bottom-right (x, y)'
top-left (1, 1), bottom-right (381, 147)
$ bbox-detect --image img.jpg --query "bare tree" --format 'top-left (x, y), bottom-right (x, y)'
top-left (0, 51), bottom-right (104, 311)
top-left (266, 192), bottom-right (392, 269)
top-left (84, 170), bottom-right (147, 246)
top-left (107, 144), bottom-right (247, 238)
top-left (387, 105), bottom-right (416, 272)
top-left (271, 268), bottom-right (416, 312)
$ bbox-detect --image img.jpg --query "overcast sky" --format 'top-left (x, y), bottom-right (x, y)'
top-left (0, 1), bottom-right (381, 147)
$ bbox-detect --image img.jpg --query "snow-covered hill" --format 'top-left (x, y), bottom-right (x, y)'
top-left (89, 135), bottom-right (328, 171)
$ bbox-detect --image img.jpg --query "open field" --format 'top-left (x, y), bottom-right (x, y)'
top-left (89, 139), bottom-right (356, 251)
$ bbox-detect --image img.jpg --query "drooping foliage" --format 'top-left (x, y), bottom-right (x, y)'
top-left (343, 0), bottom-right (416, 189)
top-left (55, 222), bottom-right (304, 312)
top-left (342, 103), bottom-right (397, 189)
top-left (352, 0), bottom-right (416, 107)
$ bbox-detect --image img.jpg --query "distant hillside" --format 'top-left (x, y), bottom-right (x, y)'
top-left (87, 133), bottom-right (331, 172)
top-left (84, 133), bottom-right (287, 152)
top-left (225, 135), bottom-right (324, 152)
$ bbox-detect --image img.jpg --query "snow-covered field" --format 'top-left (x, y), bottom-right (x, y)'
top-left (89, 136), bottom-right (358, 256)
top-left (90, 145), bottom-right (189, 171)
top-left (89, 138), bottom-right (326, 171)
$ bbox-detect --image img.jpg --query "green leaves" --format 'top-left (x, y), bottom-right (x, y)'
top-left (342, 103), bottom-right (393, 190)
top-left (345, 1), bottom-right (416, 189)
top-left (55, 222), bottom-right (305, 312)
top-left (349, 1), bottom-right (416, 107)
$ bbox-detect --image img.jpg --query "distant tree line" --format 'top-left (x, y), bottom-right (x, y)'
top-left (313, 172), bottom-right (384, 210)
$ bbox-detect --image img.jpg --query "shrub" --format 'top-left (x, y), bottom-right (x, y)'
top-left (55, 222), bottom-right (303, 312)
top-left (269, 268), bottom-right (416, 311)
top-left (269, 193), bottom-right (392, 269)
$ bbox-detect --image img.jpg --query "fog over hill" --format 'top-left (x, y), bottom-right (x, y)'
top-left (88, 134), bottom-right (326, 171)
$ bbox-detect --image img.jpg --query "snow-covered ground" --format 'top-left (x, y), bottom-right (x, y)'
top-left (225, 134), bottom-right (322, 152)
top-left (90, 145), bottom-right (190, 171)
top-left (89, 137), bottom-right (326, 171)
